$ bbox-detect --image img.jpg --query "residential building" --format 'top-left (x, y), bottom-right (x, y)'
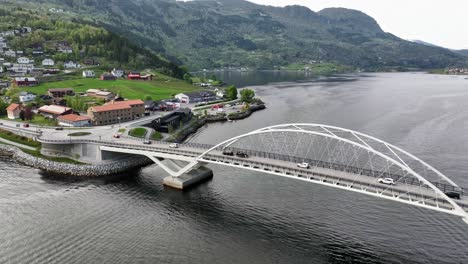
top-left (82, 70), bottom-right (95, 78)
top-left (57, 114), bottom-right (91, 127)
top-left (150, 108), bottom-right (193, 133)
top-left (64, 61), bottom-right (80, 69)
top-left (19, 92), bottom-right (36, 103)
top-left (100, 73), bottom-right (117, 81)
top-left (6, 103), bottom-right (22, 119)
top-left (111, 68), bottom-right (124, 78)
top-left (0, 42), bottom-right (7, 49)
top-left (87, 100), bottom-right (144, 126)
top-left (42, 59), bottom-right (55, 66)
top-left (128, 72), bottom-right (154, 81)
top-left (57, 46), bottom-right (73, 53)
top-left (175, 91), bottom-right (218, 104)
top-left (4, 50), bottom-right (16, 57)
top-left (17, 57), bottom-right (31, 64)
top-left (48, 88), bottom-right (74, 98)
top-left (38, 105), bottom-right (72, 118)
top-left (14, 77), bottom-right (38, 87)
top-left (95, 91), bottom-right (115, 101)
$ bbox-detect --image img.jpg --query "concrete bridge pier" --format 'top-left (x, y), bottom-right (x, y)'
top-left (163, 166), bottom-right (213, 190)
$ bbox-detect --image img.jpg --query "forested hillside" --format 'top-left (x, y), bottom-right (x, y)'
top-left (0, 5), bottom-right (187, 78)
top-left (7, 0), bottom-right (467, 70)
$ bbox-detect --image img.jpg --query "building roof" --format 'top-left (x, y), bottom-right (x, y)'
top-left (38, 105), bottom-right (71, 115)
top-left (96, 91), bottom-right (113, 96)
top-left (113, 99), bottom-right (144, 106)
top-left (48, 88), bottom-right (74, 92)
top-left (57, 114), bottom-right (91, 122)
top-left (89, 103), bottom-right (131, 113)
top-left (6, 103), bottom-right (21, 111)
top-left (177, 91), bottom-right (216, 98)
top-left (14, 77), bottom-right (37, 82)
top-left (86, 89), bottom-right (101, 94)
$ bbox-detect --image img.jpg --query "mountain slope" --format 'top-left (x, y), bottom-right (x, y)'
top-left (11, 0), bottom-right (466, 70)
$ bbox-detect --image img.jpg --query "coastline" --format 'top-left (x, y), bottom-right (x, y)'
top-left (0, 144), bottom-right (152, 177)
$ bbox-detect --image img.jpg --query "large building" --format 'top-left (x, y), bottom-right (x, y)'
top-left (87, 100), bottom-right (144, 126)
top-left (57, 114), bottom-right (91, 127)
top-left (150, 108), bottom-right (192, 133)
top-left (14, 77), bottom-right (38, 87)
top-left (38, 105), bottom-right (72, 118)
top-left (48, 88), bottom-right (74, 98)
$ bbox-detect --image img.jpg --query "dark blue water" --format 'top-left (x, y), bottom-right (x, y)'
top-left (1, 72), bottom-right (468, 263)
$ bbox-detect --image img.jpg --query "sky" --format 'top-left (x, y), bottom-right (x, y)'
top-left (248, 0), bottom-right (468, 50)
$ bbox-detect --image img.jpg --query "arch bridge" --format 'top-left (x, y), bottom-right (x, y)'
top-left (42, 123), bottom-right (468, 224)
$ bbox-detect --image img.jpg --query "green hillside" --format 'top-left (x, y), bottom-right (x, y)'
top-left (0, 5), bottom-right (187, 78)
top-left (9, 0), bottom-right (467, 70)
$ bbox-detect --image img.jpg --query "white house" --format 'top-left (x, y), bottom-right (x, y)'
top-left (19, 92), bottom-right (36, 103)
top-left (64, 61), bottom-right (80, 69)
top-left (216, 90), bottom-right (225, 98)
top-left (57, 114), bottom-right (91, 127)
top-left (42, 58), bottom-right (55, 66)
top-left (17, 57), bottom-right (31, 64)
top-left (58, 46), bottom-right (73, 53)
top-left (4, 50), bottom-right (16, 57)
top-left (0, 42), bottom-right (7, 49)
top-left (82, 70), bottom-right (95, 78)
top-left (111, 68), bottom-right (124, 78)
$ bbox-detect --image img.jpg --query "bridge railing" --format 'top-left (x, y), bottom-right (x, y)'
top-left (37, 136), bottom-right (466, 197)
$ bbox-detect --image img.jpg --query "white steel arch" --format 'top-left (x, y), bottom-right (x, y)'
top-left (196, 123), bottom-right (468, 223)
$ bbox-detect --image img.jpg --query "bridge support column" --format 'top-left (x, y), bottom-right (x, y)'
top-left (163, 166), bottom-right (213, 190)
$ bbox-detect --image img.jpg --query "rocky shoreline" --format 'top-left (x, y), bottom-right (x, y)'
top-left (0, 144), bottom-right (152, 177)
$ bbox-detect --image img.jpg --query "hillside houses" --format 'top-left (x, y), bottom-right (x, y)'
top-left (82, 70), bottom-right (95, 78)
top-left (14, 77), bottom-right (38, 87)
top-left (42, 59), bottom-right (54, 66)
top-left (17, 57), bottom-right (32, 64)
top-left (64, 61), bottom-right (80, 69)
top-left (111, 68), bottom-right (124, 78)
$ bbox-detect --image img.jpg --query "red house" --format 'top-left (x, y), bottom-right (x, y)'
top-left (14, 77), bottom-right (38, 87)
top-left (128, 72), bottom-right (153, 81)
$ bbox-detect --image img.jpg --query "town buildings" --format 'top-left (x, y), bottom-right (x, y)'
top-left (42, 59), bottom-right (55, 66)
top-left (87, 100), bottom-right (144, 126)
top-left (38, 105), bottom-right (72, 118)
top-left (174, 91), bottom-right (218, 104)
top-left (150, 108), bottom-right (192, 133)
top-left (57, 114), bottom-right (91, 127)
top-left (14, 77), bottom-right (38, 87)
top-left (111, 68), bottom-right (124, 78)
top-left (6, 103), bottom-right (22, 119)
top-left (19, 92), bottom-right (36, 103)
top-left (82, 70), bottom-right (95, 78)
top-left (86, 89), bottom-right (115, 101)
top-left (100, 73), bottom-right (117, 81)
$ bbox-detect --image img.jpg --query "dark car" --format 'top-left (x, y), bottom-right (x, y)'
top-left (143, 140), bottom-right (152, 145)
top-left (23, 123), bottom-right (29, 128)
top-left (445, 191), bottom-right (461, 200)
top-left (236, 151), bottom-right (249, 158)
top-left (55, 127), bottom-right (64, 130)
top-left (222, 149), bottom-right (234, 156)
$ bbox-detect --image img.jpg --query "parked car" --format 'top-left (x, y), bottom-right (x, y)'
top-left (444, 191), bottom-right (461, 200)
top-left (222, 149), bottom-right (234, 156)
top-left (143, 140), bottom-right (151, 145)
top-left (297, 162), bottom-right (310, 169)
top-left (16, 124), bottom-right (20, 127)
top-left (377, 178), bottom-right (395, 185)
top-left (113, 134), bottom-right (120, 138)
top-left (23, 123), bottom-right (29, 128)
top-left (55, 127), bottom-right (63, 130)
top-left (169, 143), bottom-right (179, 148)
top-left (236, 151), bottom-right (249, 158)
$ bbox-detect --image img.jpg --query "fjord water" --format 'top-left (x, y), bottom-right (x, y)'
top-left (1, 72), bottom-right (468, 263)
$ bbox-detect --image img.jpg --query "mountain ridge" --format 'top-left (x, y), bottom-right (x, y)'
top-left (9, 0), bottom-right (466, 70)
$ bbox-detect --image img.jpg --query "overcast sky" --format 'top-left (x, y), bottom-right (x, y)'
top-left (248, 0), bottom-right (468, 50)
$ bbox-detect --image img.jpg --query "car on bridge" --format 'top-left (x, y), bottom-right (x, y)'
top-left (143, 140), bottom-right (151, 145)
top-left (169, 143), bottom-right (179, 148)
top-left (236, 151), bottom-right (249, 158)
top-left (378, 178), bottom-right (395, 185)
top-left (222, 149), bottom-right (234, 156)
top-left (444, 191), bottom-right (461, 200)
top-left (296, 162), bottom-right (310, 169)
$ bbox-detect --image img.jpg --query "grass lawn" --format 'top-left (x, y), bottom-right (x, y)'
top-left (151, 131), bottom-right (162, 140)
top-left (20, 148), bottom-right (85, 164)
top-left (118, 128), bottom-right (126, 133)
top-left (28, 115), bottom-right (58, 126)
top-left (25, 72), bottom-right (200, 100)
top-left (68, 132), bottom-right (91, 137)
top-left (0, 129), bottom-right (41, 148)
top-left (129, 127), bottom-right (147, 138)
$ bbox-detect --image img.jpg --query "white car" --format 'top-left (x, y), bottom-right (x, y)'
top-left (378, 178), bottom-right (395, 185)
top-left (297, 162), bottom-right (310, 169)
top-left (169, 143), bottom-right (179, 148)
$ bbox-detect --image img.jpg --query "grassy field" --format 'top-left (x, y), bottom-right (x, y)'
top-left (23, 72), bottom-right (199, 100)
top-left (129, 127), bottom-right (147, 138)
top-left (0, 129), bottom-right (41, 148)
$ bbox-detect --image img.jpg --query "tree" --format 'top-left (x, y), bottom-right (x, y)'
top-left (240, 89), bottom-right (255, 103)
top-left (24, 106), bottom-right (33, 121)
top-left (0, 100), bottom-right (9, 116)
top-left (225, 85), bottom-right (238, 100)
top-left (144, 95), bottom-right (153, 101)
top-left (19, 110), bottom-right (25, 121)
